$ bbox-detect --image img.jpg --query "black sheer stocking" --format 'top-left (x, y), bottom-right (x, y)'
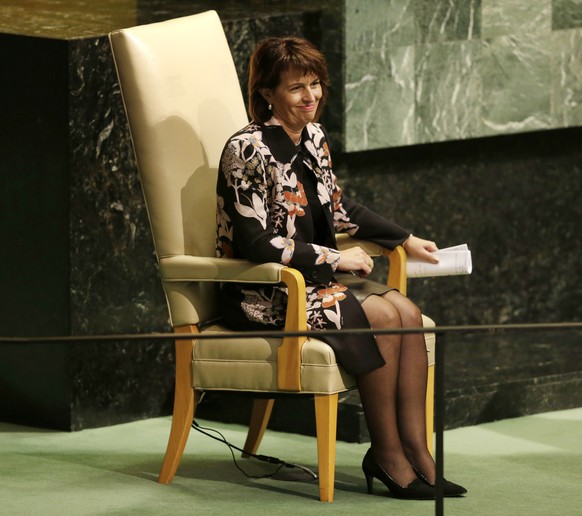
top-left (357, 291), bottom-right (436, 486)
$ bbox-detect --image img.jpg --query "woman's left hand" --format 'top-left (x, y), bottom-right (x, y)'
top-left (402, 235), bottom-right (439, 264)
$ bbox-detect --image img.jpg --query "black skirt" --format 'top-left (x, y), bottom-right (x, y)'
top-left (317, 273), bottom-right (394, 375)
top-left (334, 272), bottom-right (395, 303)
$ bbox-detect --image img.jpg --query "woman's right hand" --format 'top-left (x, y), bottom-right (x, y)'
top-left (337, 246), bottom-right (374, 277)
top-left (402, 234), bottom-right (439, 263)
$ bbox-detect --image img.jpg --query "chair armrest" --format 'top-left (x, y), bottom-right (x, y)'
top-left (386, 246), bottom-right (407, 296)
top-left (335, 234), bottom-right (408, 295)
top-left (159, 250), bottom-right (406, 391)
top-left (160, 255), bottom-right (307, 391)
top-left (335, 233), bottom-right (385, 257)
top-left (159, 255), bottom-right (285, 283)
top-left (277, 268), bottom-right (308, 391)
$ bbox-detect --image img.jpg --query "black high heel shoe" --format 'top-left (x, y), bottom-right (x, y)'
top-left (412, 466), bottom-right (467, 497)
top-left (362, 449), bottom-right (435, 500)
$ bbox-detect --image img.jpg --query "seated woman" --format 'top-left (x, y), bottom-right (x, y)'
top-left (216, 36), bottom-right (466, 500)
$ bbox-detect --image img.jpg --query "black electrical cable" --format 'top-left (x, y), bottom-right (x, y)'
top-left (191, 420), bottom-right (318, 480)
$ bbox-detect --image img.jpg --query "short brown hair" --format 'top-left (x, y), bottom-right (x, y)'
top-left (248, 37), bottom-right (330, 123)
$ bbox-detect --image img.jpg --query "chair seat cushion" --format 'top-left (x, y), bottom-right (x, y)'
top-left (192, 315), bottom-right (435, 394)
top-left (192, 325), bottom-right (356, 393)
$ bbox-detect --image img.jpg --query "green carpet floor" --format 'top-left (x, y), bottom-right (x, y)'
top-left (1, 408), bottom-right (581, 515)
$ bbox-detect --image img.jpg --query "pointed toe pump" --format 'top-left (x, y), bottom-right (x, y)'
top-left (362, 449), bottom-right (435, 500)
top-left (413, 466), bottom-right (467, 497)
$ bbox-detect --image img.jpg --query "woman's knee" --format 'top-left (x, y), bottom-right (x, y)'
top-left (401, 300), bottom-right (423, 328)
top-left (362, 295), bottom-right (403, 329)
top-left (384, 292), bottom-right (423, 328)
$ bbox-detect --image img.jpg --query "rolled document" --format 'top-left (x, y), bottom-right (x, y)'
top-left (406, 244), bottom-right (472, 278)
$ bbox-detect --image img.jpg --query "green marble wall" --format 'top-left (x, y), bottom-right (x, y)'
top-left (345, 0), bottom-right (582, 150)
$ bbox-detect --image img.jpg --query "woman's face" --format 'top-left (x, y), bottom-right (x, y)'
top-left (262, 66), bottom-right (322, 132)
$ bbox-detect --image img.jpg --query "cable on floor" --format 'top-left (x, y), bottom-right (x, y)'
top-left (191, 419), bottom-right (318, 481)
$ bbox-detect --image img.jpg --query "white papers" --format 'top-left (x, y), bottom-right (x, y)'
top-left (406, 244), bottom-right (472, 278)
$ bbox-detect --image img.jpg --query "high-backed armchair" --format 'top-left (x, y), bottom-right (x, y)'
top-left (109, 10), bottom-right (435, 503)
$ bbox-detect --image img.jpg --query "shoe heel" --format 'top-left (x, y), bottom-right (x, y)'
top-left (363, 469), bottom-right (374, 494)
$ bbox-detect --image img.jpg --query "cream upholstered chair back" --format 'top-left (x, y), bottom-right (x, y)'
top-left (110, 11), bottom-right (248, 326)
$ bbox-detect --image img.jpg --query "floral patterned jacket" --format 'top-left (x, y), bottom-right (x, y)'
top-left (216, 119), bottom-right (410, 331)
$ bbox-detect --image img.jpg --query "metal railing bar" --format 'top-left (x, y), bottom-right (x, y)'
top-left (1, 321), bottom-right (582, 344)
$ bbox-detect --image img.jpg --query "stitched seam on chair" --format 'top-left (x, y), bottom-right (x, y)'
top-left (193, 359), bottom-right (341, 367)
top-left (300, 364), bottom-right (339, 369)
top-left (193, 359), bottom-right (276, 363)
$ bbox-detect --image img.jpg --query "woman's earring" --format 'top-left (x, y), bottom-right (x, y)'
top-left (268, 104), bottom-right (272, 111)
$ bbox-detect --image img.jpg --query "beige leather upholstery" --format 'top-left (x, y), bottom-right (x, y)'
top-left (194, 313), bottom-right (434, 393)
top-left (110, 10), bottom-right (250, 327)
top-left (193, 330), bottom-right (354, 393)
top-left (109, 10), bottom-right (436, 503)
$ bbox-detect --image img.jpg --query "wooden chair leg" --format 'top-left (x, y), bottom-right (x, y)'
top-left (159, 325), bottom-right (196, 484)
top-left (314, 393), bottom-right (338, 503)
top-left (242, 398), bottom-right (275, 457)
top-left (426, 364), bottom-right (435, 457)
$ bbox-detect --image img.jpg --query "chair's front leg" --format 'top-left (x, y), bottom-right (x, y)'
top-left (158, 325), bottom-right (196, 484)
top-left (314, 393), bottom-right (338, 502)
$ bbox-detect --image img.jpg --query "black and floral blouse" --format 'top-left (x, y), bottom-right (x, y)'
top-left (215, 118), bottom-right (410, 375)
